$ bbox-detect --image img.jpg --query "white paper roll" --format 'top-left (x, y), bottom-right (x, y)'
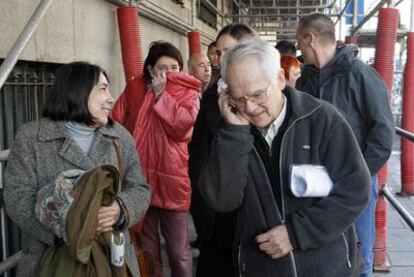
top-left (290, 165), bottom-right (334, 197)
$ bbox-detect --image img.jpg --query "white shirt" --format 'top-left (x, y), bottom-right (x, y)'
top-left (257, 95), bottom-right (287, 150)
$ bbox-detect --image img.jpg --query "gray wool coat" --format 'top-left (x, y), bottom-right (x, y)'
top-left (4, 118), bottom-right (151, 277)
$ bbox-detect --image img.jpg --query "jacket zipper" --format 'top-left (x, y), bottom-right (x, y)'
top-left (238, 244), bottom-right (246, 276)
top-left (248, 103), bottom-right (321, 276)
top-left (341, 233), bottom-right (352, 269)
top-left (253, 148), bottom-right (294, 276)
top-left (278, 104), bottom-right (322, 277)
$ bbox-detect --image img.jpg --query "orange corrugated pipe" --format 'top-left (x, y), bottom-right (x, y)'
top-left (115, 5), bottom-right (146, 127)
top-left (373, 7), bottom-right (399, 271)
top-left (117, 5), bottom-right (144, 81)
top-left (188, 30), bottom-right (202, 55)
top-left (401, 32), bottom-right (414, 196)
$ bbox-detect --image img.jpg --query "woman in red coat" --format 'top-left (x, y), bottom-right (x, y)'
top-left (112, 41), bottom-right (201, 277)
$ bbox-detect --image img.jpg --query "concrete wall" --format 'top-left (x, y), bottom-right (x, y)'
top-left (0, 0), bottom-right (124, 94)
top-left (0, 0), bottom-right (228, 97)
top-left (137, 0), bottom-right (231, 71)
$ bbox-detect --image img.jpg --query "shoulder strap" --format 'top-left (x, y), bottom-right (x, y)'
top-left (112, 138), bottom-right (124, 184)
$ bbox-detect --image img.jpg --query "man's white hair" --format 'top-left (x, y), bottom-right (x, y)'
top-left (220, 38), bottom-right (281, 84)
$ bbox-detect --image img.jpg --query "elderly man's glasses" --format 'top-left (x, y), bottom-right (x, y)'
top-left (229, 82), bottom-right (272, 110)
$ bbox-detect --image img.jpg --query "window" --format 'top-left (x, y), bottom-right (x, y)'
top-left (172, 0), bottom-right (184, 7)
top-left (197, 0), bottom-right (217, 28)
top-left (0, 61), bottom-right (61, 150)
top-left (0, 61), bottom-right (61, 267)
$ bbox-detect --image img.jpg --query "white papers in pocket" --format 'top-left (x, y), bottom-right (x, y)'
top-left (290, 164), bottom-right (334, 197)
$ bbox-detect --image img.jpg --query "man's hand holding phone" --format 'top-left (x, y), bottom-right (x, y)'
top-left (218, 90), bottom-right (249, 126)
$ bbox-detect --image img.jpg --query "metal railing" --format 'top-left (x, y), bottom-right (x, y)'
top-left (0, 150), bottom-right (17, 276)
top-left (0, 250), bottom-right (21, 275)
top-left (396, 126), bottom-right (414, 142)
top-left (382, 186), bottom-right (414, 231)
top-left (0, 0), bottom-right (54, 91)
top-left (0, 150), bottom-right (9, 163)
top-left (383, 126), bottom-right (414, 232)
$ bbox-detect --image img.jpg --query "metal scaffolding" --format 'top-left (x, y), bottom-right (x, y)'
top-left (225, 0), bottom-right (407, 45)
top-left (227, 0), bottom-right (336, 42)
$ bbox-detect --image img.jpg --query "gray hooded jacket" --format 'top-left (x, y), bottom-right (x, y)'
top-left (296, 45), bottom-right (394, 176)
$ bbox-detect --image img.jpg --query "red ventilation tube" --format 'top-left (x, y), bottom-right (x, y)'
top-left (401, 32), bottom-right (414, 196)
top-left (115, 6), bottom-right (146, 234)
top-left (188, 30), bottom-right (202, 55)
top-left (117, 6), bottom-right (144, 81)
top-left (373, 7), bottom-right (399, 271)
top-left (115, 5), bottom-right (146, 122)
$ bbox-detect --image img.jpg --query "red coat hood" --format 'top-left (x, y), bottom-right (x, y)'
top-left (166, 71), bottom-right (201, 92)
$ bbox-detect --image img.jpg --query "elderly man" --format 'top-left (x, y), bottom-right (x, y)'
top-left (188, 52), bottom-right (212, 93)
top-left (198, 38), bottom-right (370, 276)
top-left (295, 13), bottom-right (394, 277)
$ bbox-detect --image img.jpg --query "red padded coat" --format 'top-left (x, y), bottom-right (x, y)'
top-left (112, 72), bottom-right (201, 211)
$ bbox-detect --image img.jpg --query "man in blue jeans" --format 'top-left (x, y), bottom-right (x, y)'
top-left (296, 13), bottom-right (394, 277)
top-left (356, 176), bottom-right (379, 276)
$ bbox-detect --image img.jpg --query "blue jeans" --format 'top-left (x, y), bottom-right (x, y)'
top-left (355, 176), bottom-right (378, 277)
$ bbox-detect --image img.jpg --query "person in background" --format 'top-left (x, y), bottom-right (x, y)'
top-left (112, 41), bottom-right (201, 277)
top-left (188, 52), bottom-right (212, 94)
top-left (198, 38), bottom-right (370, 277)
top-left (188, 23), bottom-right (256, 277)
top-left (337, 40), bottom-right (360, 57)
top-left (296, 13), bottom-right (395, 277)
top-left (207, 41), bottom-right (220, 86)
top-left (4, 61), bottom-right (150, 277)
top-left (280, 54), bottom-right (302, 87)
top-left (275, 40), bottom-right (297, 56)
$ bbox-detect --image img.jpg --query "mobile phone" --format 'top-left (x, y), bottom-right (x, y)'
top-left (229, 103), bottom-right (238, 114)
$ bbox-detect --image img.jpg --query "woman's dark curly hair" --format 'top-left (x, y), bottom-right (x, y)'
top-left (143, 41), bottom-right (183, 81)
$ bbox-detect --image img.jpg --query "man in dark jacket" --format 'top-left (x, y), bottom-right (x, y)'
top-left (207, 41), bottom-right (220, 87)
top-left (188, 23), bottom-right (256, 276)
top-left (295, 13), bottom-right (394, 277)
top-left (198, 38), bottom-right (370, 276)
